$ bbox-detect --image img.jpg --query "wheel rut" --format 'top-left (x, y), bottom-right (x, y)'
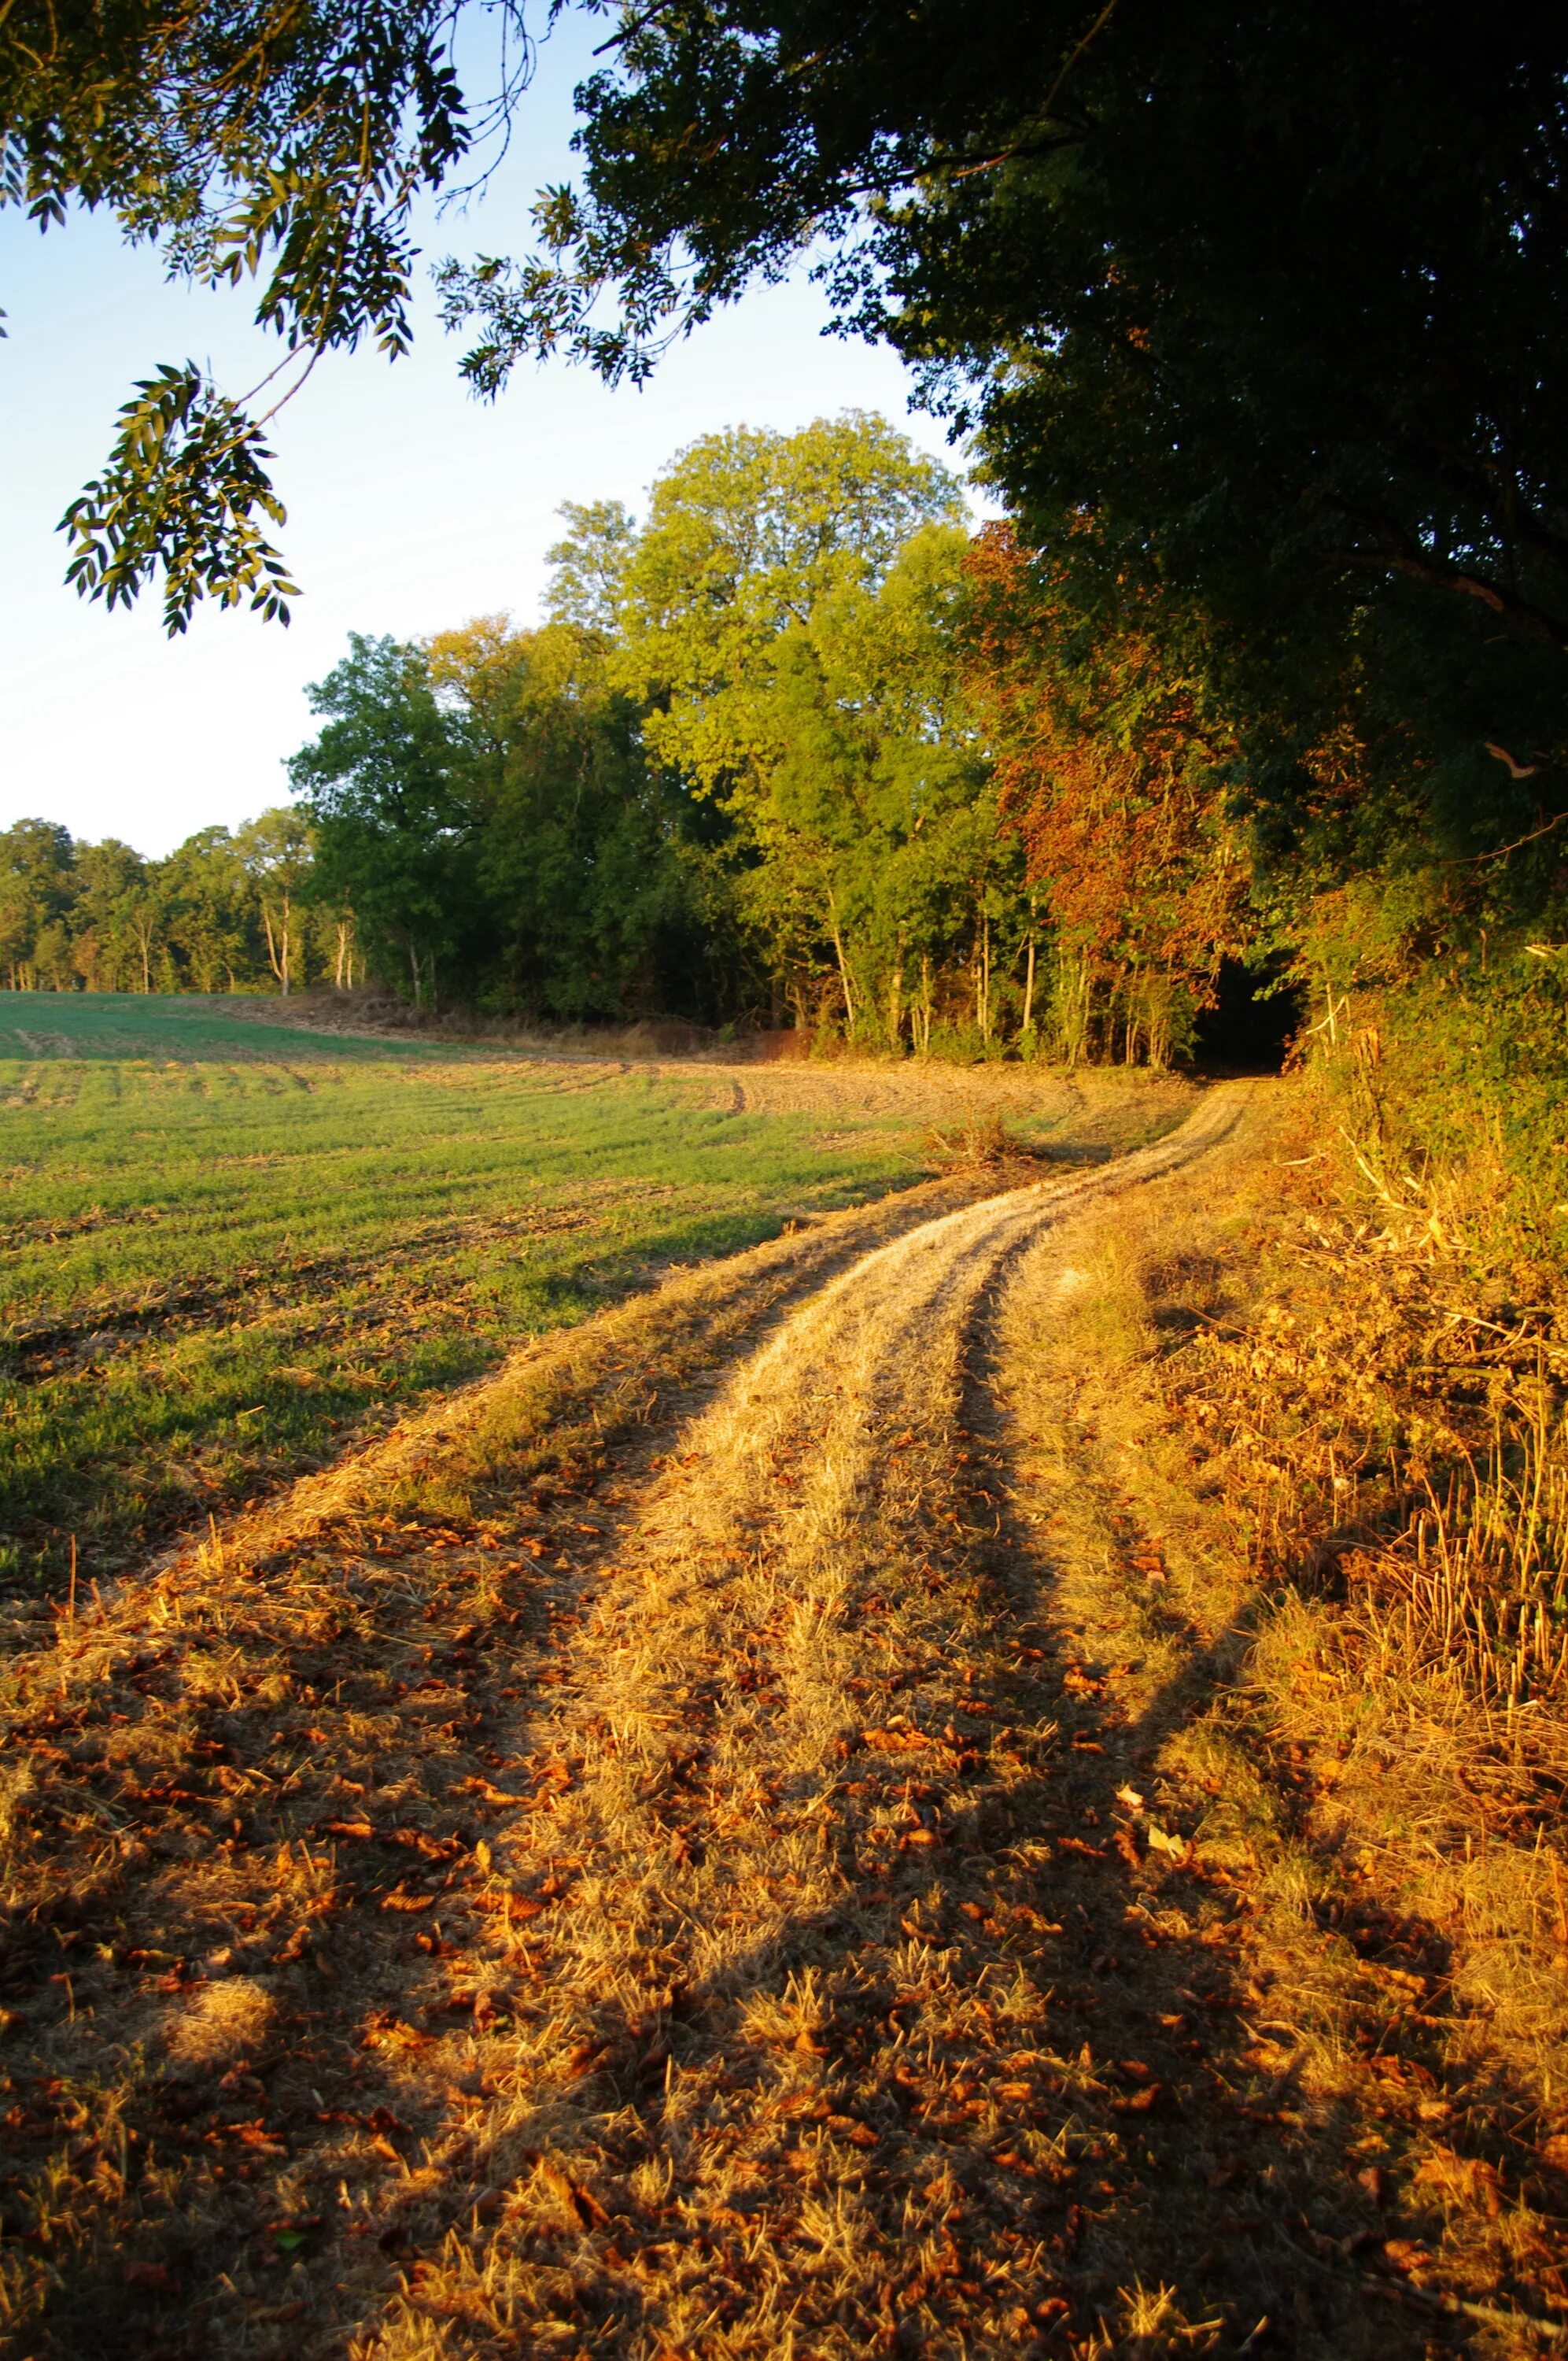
top-left (2, 1087), bottom-right (1458, 2359)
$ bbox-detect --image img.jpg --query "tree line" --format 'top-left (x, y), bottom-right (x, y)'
top-left (0, 808), bottom-right (358, 999)
top-left (1, 411), bottom-right (1245, 1062)
top-left (8, 2), bottom-right (1566, 1106)
top-left (282, 411), bottom-right (1249, 1062)
top-left (14, 388), bottom-right (1568, 1092)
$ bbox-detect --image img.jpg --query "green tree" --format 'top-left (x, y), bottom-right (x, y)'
top-left (0, 821), bottom-right (76, 990)
top-left (235, 807), bottom-right (314, 994)
top-left (730, 523), bottom-right (1005, 1046)
top-left (289, 634), bottom-right (481, 1005)
top-left (72, 839), bottom-right (155, 990)
top-left (611, 414), bottom-right (964, 818)
top-left (158, 826), bottom-right (264, 991)
top-left (597, 420), bottom-right (1000, 1044)
top-left (428, 611), bottom-right (726, 1022)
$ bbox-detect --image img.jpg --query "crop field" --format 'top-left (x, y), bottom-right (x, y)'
top-left (0, 994), bottom-right (1188, 1591)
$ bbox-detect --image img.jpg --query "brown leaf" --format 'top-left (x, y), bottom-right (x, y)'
top-left (122, 2260), bottom-right (179, 2294)
top-left (538, 2157), bottom-right (611, 2228)
top-left (463, 1777), bottom-right (532, 1807)
top-left (1414, 2148), bottom-right (1502, 2216)
top-left (380, 1889), bottom-right (433, 1913)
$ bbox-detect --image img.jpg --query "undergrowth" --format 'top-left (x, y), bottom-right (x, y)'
top-left (1018, 1089), bottom-right (1568, 2343)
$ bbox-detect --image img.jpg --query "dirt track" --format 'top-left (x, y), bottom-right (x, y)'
top-left (2, 1084), bottom-right (1557, 2359)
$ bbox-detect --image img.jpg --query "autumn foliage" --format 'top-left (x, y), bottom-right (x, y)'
top-left (962, 525), bottom-right (1250, 1066)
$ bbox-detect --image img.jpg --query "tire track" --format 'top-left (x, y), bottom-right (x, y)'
top-left (9, 1087), bottom-right (1357, 2361)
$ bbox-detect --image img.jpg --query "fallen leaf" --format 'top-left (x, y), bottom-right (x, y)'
top-left (122, 2260), bottom-right (179, 2295)
top-left (1116, 1785), bottom-right (1145, 1809)
top-left (537, 2157), bottom-right (611, 2228)
top-left (1414, 2148), bottom-right (1501, 2215)
top-left (463, 1777), bottom-right (533, 1807)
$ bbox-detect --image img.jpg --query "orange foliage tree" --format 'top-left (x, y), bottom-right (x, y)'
top-left (962, 525), bottom-right (1251, 1066)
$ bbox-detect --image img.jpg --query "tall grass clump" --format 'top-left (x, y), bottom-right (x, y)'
top-left (1200, 911), bottom-right (1568, 1727)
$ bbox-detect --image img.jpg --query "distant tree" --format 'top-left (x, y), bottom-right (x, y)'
top-left (963, 526), bottom-right (1249, 1066)
top-left (72, 838), bottom-right (153, 992)
top-left (289, 635), bottom-right (480, 1005)
top-left (544, 502), bottom-right (638, 640)
top-left (429, 611), bottom-right (724, 1020)
top-left (731, 523), bottom-right (1005, 1046)
top-left (0, 821), bottom-right (76, 989)
top-left (235, 808), bottom-right (313, 995)
top-left (159, 826), bottom-right (260, 991)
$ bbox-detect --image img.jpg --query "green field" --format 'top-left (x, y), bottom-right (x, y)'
top-left (0, 996), bottom-right (928, 1588)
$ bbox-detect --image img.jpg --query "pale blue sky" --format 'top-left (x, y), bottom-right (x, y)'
top-left (0, 13), bottom-right (977, 856)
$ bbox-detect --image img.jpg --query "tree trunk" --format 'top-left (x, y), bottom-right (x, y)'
top-left (886, 935), bottom-right (906, 1051)
top-left (827, 898), bottom-right (857, 1032)
top-left (1021, 935), bottom-right (1036, 1036)
top-left (974, 910), bottom-right (991, 1043)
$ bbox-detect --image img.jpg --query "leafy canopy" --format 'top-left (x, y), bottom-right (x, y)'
top-left (28, 0), bottom-right (1568, 813)
top-left (7, 0), bottom-right (521, 626)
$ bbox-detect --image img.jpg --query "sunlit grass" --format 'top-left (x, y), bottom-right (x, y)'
top-left (0, 996), bottom-right (924, 1587)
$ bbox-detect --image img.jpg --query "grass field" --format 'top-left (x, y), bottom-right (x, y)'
top-left (0, 996), bottom-right (921, 1588)
top-left (0, 995), bottom-right (1186, 1591)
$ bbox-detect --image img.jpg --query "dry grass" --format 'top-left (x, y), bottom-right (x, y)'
top-left (995, 1084), bottom-right (1568, 2354)
top-left (2, 1084), bottom-right (1564, 2359)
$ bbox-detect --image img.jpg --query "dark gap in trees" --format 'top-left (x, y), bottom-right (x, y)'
top-left (1190, 958), bottom-right (1304, 1076)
